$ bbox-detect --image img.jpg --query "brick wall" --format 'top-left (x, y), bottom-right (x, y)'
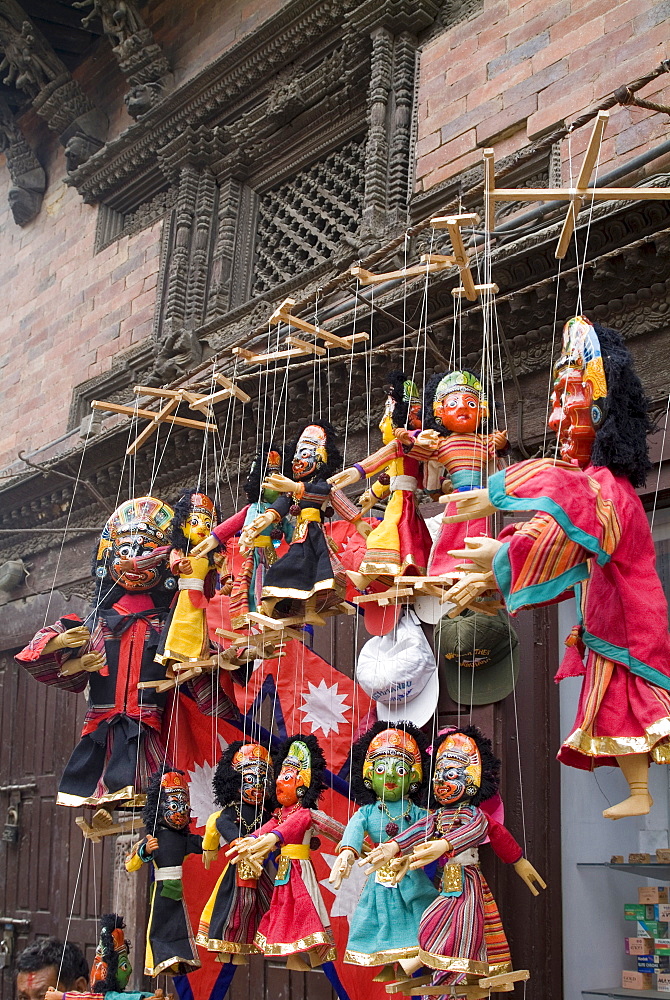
top-left (415, 0), bottom-right (670, 193)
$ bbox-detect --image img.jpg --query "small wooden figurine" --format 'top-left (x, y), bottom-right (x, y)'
top-left (125, 770), bottom-right (203, 976)
top-left (197, 741), bottom-right (276, 962)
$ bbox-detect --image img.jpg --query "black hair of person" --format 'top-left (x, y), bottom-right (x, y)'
top-left (283, 420), bottom-right (342, 480)
top-left (272, 733), bottom-right (327, 809)
top-left (385, 371), bottom-right (413, 428)
top-left (244, 443), bottom-right (283, 503)
top-left (349, 720), bottom-right (430, 806)
top-left (142, 768), bottom-right (187, 827)
top-left (212, 740), bottom-right (273, 807)
top-left (171, 489), bottom-right (221, 563)
top-left (92, 914), bottom-right (126, 994)
top-left (589, 322), bottom-right (653, 488)
top-left (422, 370), bottom-right (486, 435)
top-left (429, 725), bottom-right (500, 808)
top-left (16, 938), bottom-right (89, 988)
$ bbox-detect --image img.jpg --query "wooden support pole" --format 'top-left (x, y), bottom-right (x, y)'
top-left (556, 110), bottom-right (609, 259)
top-left (91, 400), bottom-right (216, 432)
top-left (483, 148), bottom-right (496, 230)
top-left (349, 255), bottom-right (455, 286)
top-left (285, 335), bottom-right (327, 356)
top-left (127, 396), bottom-right (181, 454)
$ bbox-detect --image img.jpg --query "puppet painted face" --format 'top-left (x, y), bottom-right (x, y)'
top-left (181, 493), bottom-right (215, 546)
top-left (363, 729), bottom-right (422, 802)
top-left (433, 372), bottom-right (487, 434)
top-left (433, 732), bottom-right (481, 806)
top-left (276, 740), bottom-right (311, 807)
top-left (90, 926), bottom-right (131, 991)
top-left (97, 497), bottom-right (174, 592)
top-left (292, 425), bottom-right (328, 480)
top-left (549, 316), bottom-right (607, 468)
top-left (382, 378), bottom-right (422, 432)
top-left (233, 744), bottom-right (273, 807)
top-left (160, 772), bottom-right (191, 829)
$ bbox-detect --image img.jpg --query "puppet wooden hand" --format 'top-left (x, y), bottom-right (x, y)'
top-left (359, 840), bottom-right (399, 873)
top-left (145, 835), bottom-right (159, 854)
top-left (189, 535), bottom-right (219, 558)
top-left (262, 473), bottom-right (299, 493)
top-left (513, 858), bottom-right (547, 896)
top-left (408, 838), bottom-right (450, 870)
top-left (43, 625), bottom-right (91, 653)
top-left (202, 848), bottom-right (219, 870)
top-left (444, 571), bottom-right (497, 617)
top-left (414, 429), bottom-right (441, 450)
top-left (448, 536), bottom-right (503, 573)
top-left (355, 519), bottom-right (373, 538)
top-left (239, 511), bottom-right (275, 552)
top-left (328, 467), bottom-right (362, 488)
top-left (329, 848), bottom-right (356, 888)
top-left (227, 832), bottom-right (278, 863)
top-left (440, 487), bottom-right (497, 522)
top-left (59, 651), bottom-right (106, 676)
top-left (491, 429), bottom-right (508, 452)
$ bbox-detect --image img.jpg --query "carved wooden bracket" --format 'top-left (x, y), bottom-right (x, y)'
top-left (0, 94), bottom-right (45, 225)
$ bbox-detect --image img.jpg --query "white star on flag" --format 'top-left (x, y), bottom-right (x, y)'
top-left (319, 852), bottom-right (368, 920)
top-left (298, 678), bottom-right (350, 736)
top-left (187, 735), bottom-right (228, 829)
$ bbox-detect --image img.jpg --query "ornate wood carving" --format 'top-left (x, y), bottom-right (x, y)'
top-left (0, 0), bottom-right (107, 171)
top-left (0, 94), bottom-right (45, 225)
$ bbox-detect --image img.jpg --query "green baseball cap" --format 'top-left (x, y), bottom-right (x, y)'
top-left (434, 608), bottom-right (520, 706)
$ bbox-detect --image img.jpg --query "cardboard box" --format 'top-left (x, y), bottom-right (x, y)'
top-left (650, 904), bottom-right (670, 921)
top-left (640, 887), bottom-right (670, 904)
top-left (622, 971), bottom-right (654, 990)
top-left (611, 855), bottom-right (625, 864)
top-left (630, 854), bottom-right (652, 864)
top-left (657, 850), bottom-right (670, 864)
top-left (638, 957), bottom-right (670, 971)
top-left (656, 940), bottom-right (670, 955)
top-left (626, 904), bottom-right (649, 920)
top-left (637, 920), bottom-right (669, 938)
top-left (657, 972), bottom-right (670, 992)
top-left (627, 938), bottom-right (655, 956)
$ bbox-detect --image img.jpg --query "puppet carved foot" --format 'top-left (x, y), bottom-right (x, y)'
top-left (398, 957), bottom-right (424, 976)
top-left (286, 955), bottom-right (311, 971)
top-left (91, 808), bottom-right (114, 829)
top-left (603, 792), bottom-right (653, 820)
top-left (231, 954), bottom-right (248, 965)
top-left (373, 965), bottom-right (398, 982)
top-left (215, 954), bottom-right (231, 964)
top-left (346, 570), bottom-right (375, 591)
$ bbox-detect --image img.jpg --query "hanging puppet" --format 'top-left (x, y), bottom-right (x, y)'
top-left (328, 722), bottom-right (438, 977)
top-left (227, 734), bottom-right (344, 970)
top-left (45, 914), bottom-right (156, 1000)
top-left (234, 421), bottom-right (370, 623)
top-left (15, 497), bottom-right (237, 819)
top-left (364, 727), bottom-right (545, 989)
top-left (125, 770), bottom-right (202, 977)
top-left (189, 446), bottom-right (293, 626)
top-left (197, 741), bottom-right (275, 962)
top-left (443, 317), bottom-right (670, 820)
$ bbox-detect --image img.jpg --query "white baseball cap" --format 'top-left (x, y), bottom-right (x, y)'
top-left (356, 609), bottom-right (439, 727)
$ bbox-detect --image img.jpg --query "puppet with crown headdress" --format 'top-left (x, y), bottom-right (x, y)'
top-left (125, 770), bottom-right (202, 976)
top-left (15, 497), bottom-right (237, 815)
top-left (197, 741), bottom-right (276, 962)
top-left (227, 734), bottom-right (345, 970)
top-left (46, 913), bottom-right (156, 1000)
top-left (328, 722), bottom-right (438, 977)
top-left (364, 727), bottom-right (544, 989)
top-left (444, 317), bottom-right (670, 820)
top-left (234, 422), bottom-right (369, 622)
top-left (189, 446), bottom-right (293, 627)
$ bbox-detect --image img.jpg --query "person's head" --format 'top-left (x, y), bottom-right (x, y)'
top-left (16, 938), bottom-right (88, 1000)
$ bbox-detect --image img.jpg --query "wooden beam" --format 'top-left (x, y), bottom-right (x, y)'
top-left (270, 295), bottom-right (369, 349)
top-left (556, 110), bottom-right (609, 259)
top-left (285, 335), bottom-right (327, 356)
top-left (91, 400), bottom-right (216, 432)
top-left (349, 254), bottom-right (455, 286)
top-left (483, 148), bottom-right (496, 229)
top-left (127, 396), bottom-right (180, 455)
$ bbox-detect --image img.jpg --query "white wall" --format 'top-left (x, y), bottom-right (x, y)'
top-left (560, 596), bottom-right (670, 1000)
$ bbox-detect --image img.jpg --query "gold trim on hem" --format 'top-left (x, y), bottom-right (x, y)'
top-left (254, 929), bottom-right (336, 958)
top-left (57, 785), bottom-right (138, 808)
top-left (418, 950), bottom-right (489, 974)
top-left (145, 955), bottom-right (201, 977)
top-left (487, 963), bottom-right (513, 975)
top-left (344, 947), bottom-right (419, 966)
top-left (261, 578), bottom-right (340, 600)
top-left (195, 933), bottom-right (260, 955)
top-left (563, 720), bottom-right (670, 760)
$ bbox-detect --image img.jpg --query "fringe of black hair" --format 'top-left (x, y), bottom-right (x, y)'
top-left (385, 371), bottom-right (411, 429)
top-left (349, 720), bottom-right (430, 806)
top-left (171, 489), bottom-right (221, 560)
top-left (244, 444), bottom-right (282, 503)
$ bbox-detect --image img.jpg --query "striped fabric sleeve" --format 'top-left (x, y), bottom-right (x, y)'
top-left (393, 812), bottom-right (436, 854)
top-left (124, 544), bottom-right (171, 570)
top-left (187, 672), bottom-right (240, 720)
top-left (330, 487), bottom-right (362, 522)
top-left (310, 808), bottom-right (346, 843)
top-left (355, 439), bottom-right (404, 477)
top-left (443, 807), bottom-right (489, 855)
top-left (15, 620), bottom-right (90, 693)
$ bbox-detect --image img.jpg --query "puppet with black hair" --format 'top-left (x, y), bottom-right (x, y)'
top-left (196, 741), bottom-right (275, 962)
top-left (237, 421), bottom-right (370, 623)
top-left (189, 446), bottom-right (294, 627)
top-left (15, 497), bottom-right (234, 818)
top-left (328, 722), bottom-right (438, 975)
top-left (444, 316), bottom-right (670, 820)
top-left (46, 914), bottom-right (156, 1000)
top-left (125, 770), bottom-right (202, 977)
top-left (226, 734), bottom-right (345, 970)
top-left (364, 726), bottom-right (544, 987)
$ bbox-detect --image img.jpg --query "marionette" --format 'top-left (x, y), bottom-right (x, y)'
top-left (328, 722), bottom-right (438, 977)
top-left (197, 741), bottom-right (275, 962)
top-left (189, 446), bottom-right (294, 626)
top-left (227, 734), bottom-right (345, 970)
top-left (125, 770), bottom-right (203, 977)
top-left (15, 497), bottom-right (237, 817)
top-left (364, 727), bottom-right (545, 989)
top-left (237, 421), bottom-right (370, 623)
top-left (443, 317), bottom-right (670, 820)
top-left (45, 914), bottom-right (156, 1000)
top-left (334, 372), bottom-right (433, 592)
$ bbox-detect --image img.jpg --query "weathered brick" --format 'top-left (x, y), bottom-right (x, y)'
top-left (487, 31), bottom-right (550, 79)
top-left (506, 0), bottom-right (569, 50)
top-left (477, 93), bottom-right (538, 144)
top-left (531, 17), bottom-right (604, 74)
top-left (441, 98), bottom-right (502, 143)
top-left (466, 60), bottom-right (531, 109)
top-left (502, 57), bottom-right (567, 108)
top-left (416, 131), bottom-right (442, 158)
